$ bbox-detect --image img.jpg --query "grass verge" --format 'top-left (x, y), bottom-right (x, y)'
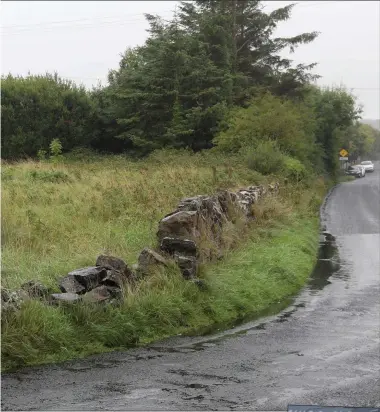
top-left (1, 151), bottom-right (326, 371)
top-left (1, 212), bottom-right (319, 372)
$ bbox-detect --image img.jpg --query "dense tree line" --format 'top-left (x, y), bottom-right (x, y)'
top-left (2, 0), bottom-right (379, 177)
top-left (1, 73), bottom-right (97, 159)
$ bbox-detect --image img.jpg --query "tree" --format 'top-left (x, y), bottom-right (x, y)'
top-left (340, 122), bottom-right (380, 161)
top-left (2, 1), bottom-right (329, 162)
top-left (179, 1), bottom-right (320, 104)
top-left (108, 13), bottom-right (230, 153)
top-left (305, 86), bottom-right (362, 178)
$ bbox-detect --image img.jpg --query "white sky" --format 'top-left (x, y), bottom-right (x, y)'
top-left (1, 0), bottom-right (379, 118)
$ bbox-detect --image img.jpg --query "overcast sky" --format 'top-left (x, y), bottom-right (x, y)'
top-left (1, 0), bottom-right (379, 118)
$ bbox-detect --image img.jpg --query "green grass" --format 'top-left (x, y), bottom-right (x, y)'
top-left (1, 149), bottom-right (267, 290)
top-left (1, 214), bottom-right (318, 371)
top-left (338, 175), bottom-right (355, 183)
top-left (1, 150), bottom-right (327, 371)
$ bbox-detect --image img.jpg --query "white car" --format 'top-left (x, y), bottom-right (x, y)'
top-left (358, 165), bottom-right (366, 177)
top-left (347, 165), bottom-right (366, 178)
top-left (360, 160), bottom-right (374, 172)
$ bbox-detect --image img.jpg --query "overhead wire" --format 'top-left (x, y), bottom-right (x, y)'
top-left (1, 16), bottom-right (175, 35)
top-left (0, 11), bottom-right (175, 30)
top-left (1, 1), bottom-right (353, 35)
top-left (0, 10), bottom-right (175, 35)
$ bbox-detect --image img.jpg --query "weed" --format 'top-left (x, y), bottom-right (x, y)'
top-left (49, 138), bottom-right (64, 164)
top-left (37, 149), bottom-right (47, 162)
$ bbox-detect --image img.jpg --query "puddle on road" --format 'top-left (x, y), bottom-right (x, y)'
top-left (306, 233), bottom-right (341, 294)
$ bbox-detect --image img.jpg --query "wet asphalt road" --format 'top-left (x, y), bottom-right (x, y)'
top-left (2, 166), bottom-right (380, 411)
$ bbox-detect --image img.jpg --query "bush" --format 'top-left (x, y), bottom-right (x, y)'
top-left (282, 156), bottom-right (308, 182)
top-left (37, 150), bottom-right (47, 162)
top-left (1, 73), bottom-right (96, 159)
top-left (243, 141), bottom-right (285, 175)
top-left (213, 93), bottom-right (316, 165)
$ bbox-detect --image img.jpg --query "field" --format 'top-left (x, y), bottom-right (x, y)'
top-left (1, 150), bottom-right (328, 370)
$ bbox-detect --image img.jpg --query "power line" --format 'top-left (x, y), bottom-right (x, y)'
top-left (0, 0), bottom-right (349, 31)
top-left (0, 11), bottom-right (172, 30)
top-left (1, 14), bottom-right (174, 35)
top-left (1, 1), bottom-right (349, 34)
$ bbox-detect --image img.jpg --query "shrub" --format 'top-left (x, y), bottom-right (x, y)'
top-left (282, 156), bottom-right (308, 182)
top-left (1, 73), bottom-right (96, 159)
top-left (49, 139), bottom-right (64, 164)
top-left (213, 93), bottom-right (316, 165)
top-left (243, 141), bottom-right (285, 175)
top-left (37, 149), bottom-right (47, 162)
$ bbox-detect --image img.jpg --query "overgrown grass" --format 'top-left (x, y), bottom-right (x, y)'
top-left (1, 150), bottom-right (328, 371)
top-left (1, 150), bottom-right (266, 290)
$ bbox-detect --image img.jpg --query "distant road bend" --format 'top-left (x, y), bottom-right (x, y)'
top-left (2, 163), bottom-right (380, 411)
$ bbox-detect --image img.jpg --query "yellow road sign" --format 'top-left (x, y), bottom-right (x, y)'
top-left (339, 149), bottom-right (349, 157)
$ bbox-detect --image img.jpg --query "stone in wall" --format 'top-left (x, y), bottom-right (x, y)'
top-left (50, 293), bottom-right (82, 304)
top-left (157, 210), bottom-right (199, 242)
top-left (95, 255), bottom-right (133, 278)
top-left (174, 254), bottom-right (198, 279)
top-left (21, 280), bottom-right (51, 298)
top-left (1, 287), bottom-right (30, 314)
top-left (59, 267), bottom-right (107, 294)
top-left (96, 255), bottom-right (135, 287)
top-left (156, 183), bottom-right (279, 279)
top-left (160, 237), bottom-right (197, 257)
top-left (137, 247), bottom-right (169, 275)
top-left (59, 276), bottom-right (86, 294)
top-left (82, 285), bottom-right (122, 304)
top-left (101, 269), bottom-right (127, 289)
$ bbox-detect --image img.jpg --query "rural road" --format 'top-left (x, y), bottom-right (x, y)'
top-left (2, 165), bottom-right (380, 411)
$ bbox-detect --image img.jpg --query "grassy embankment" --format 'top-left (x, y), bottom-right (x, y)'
top-left (1, 150), bottom-right (328, 371)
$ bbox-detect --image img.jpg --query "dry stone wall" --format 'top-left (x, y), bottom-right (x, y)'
top-left (1, 183), bottom-right (279, 311)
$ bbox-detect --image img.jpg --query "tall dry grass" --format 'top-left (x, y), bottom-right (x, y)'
top-left (1, 150), bottom-right (266, 290)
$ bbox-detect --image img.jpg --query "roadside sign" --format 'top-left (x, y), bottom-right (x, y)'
top-left (339, 149), bottom-right (349, 157)
top-left (339, 157), bottom-right (348, 161)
